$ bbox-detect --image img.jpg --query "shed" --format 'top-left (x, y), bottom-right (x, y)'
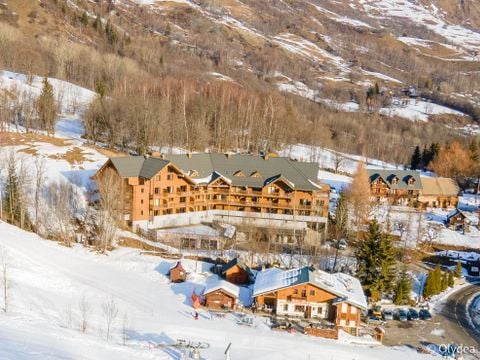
top-left (446, 209), bottom-right (473, 233)
top-left (169, 261), bottom-right (187, 283)
top-left (221, 258), bottom-right (251, 285)
top-left (204, 279), bottom-right (240, 310)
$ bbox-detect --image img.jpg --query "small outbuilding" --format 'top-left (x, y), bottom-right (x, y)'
top-left (203, 279), bottom-right (240, 310)
top-left (169, 261), bottom-right (187, 283)
top-left (446, 209), bottom-right (473, 233)
top-left (221, 258), bottom-right (251, 285)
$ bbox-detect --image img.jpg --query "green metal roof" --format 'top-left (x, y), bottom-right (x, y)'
top-left (109, 156), bottom-right (169, 179)
top-left (166, 154), bottom-right (321, 191)
top-left (367, 169), bottom-right (422, 191)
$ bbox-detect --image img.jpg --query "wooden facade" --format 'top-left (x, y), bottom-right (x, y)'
top-left (95, 156), bottom-right (329, 231)
top-left (254, 283), bottom-right (361, 329)
top-left (169, 262), bottom-right (187, 283)
top-left (204, 289), bottom-right (237, 310)
top-left (224, 264), bottom-right (250, 285)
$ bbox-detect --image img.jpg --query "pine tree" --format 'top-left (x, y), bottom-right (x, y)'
top-left (441, 271), bottom-right (448, 291)
top-left (394, 267), bottom-right (412, 305)
top-left (374, 82), bottom-right (380, 95)
top-left (432, 264), bottom-right (442, 295)
top-left (356, 220), bottom-right (397, 299)
top-left (447, 270), bottom-right (454, 287)
top-left (423, 270), bottom-right (434, 298)
top-left (80, 11), bottom-right (89, 26)
top-left (335, 190), bottom-right (349, 238)
top-left (105, 19), bottom-right (118, 45)
top-left (3, 158), bottom-right (21, 225)
top-left (454, 261), bottom-right (463, 278)
top-left (36, 77), bottom-right (57, 136)
top-left (93, 15), bottom-right (102, 32)
top-left (410, 145), bottom-right (421, 170)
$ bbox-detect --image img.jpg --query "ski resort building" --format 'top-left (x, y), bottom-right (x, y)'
top-left (94, 153), bottom-right (330, 243)
top-left (253, 267), bottom-right (367, 334)
top-left (367, 169), bottom-right (458, 208)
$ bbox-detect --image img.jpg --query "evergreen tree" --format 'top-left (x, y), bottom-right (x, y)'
top-left (470, 140), bottom-right (479, 162)
top-left (356, 220), bottom-right (397, 299)
top-left (454, 261), bottom-right (463, 278)
top-left (447, 270), bottom-right (454, 287)
top-left (394, 267), bottom-right (412, 305)
top-left (36, 77), bottom-right (57, 136)
top-left (423, 270), bottom-right (434, 298)
top-left (441, 271), bottom-right (448, 291)
top-left (3, 158), bottom-right (20, 225)
top-left (410, 145), bottom-right (421, 170)
top-left (80, 11), bottom-right (89, 26)
top-left (105, 19), bottom-right (118, 45)
top-left (93, 15), bottom-right (102, 32)
top-left (335, 190), bottom-right (349, 238)
top-left (374, 82), bottom-right (380, 95)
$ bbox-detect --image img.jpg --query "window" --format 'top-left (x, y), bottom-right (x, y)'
top-left (318, 307), bottom-right (323, 315)
top-left (154, 187), bottom-right (160, 195)
top-left (350, 306), bottom-right (357, 314)
top-left (167, 174), bottom-right (173, 181)
top-left (155, 175), bottom-right (161, 181)
top-left (283, 304), bottom-right (288, 311)
top-left (140, 210), bottom-right (144, 215)
top-left (341, 303), bottom-right (348, 313)
top-left (267, 186), bottom-right (276, 194)
top-left (309, 290), bottom-right (315, 296)
top-left (154, 199), bottom-right (159, 206)
top-left (301, 289), bottom-right (307, 297)
top-left (154, 210), bottom-right (159, 216)
top-left (140, 199), bottom-right (144, 204)
top-left (294, 305), bottom-right (305, 313)
top-left (180, 197), bottom-right (186, 203)
top-left (293, 289), bottom-right (298, 295)
top-left (141, 188), bottom-right (144, 193)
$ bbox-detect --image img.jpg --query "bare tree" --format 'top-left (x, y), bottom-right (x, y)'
top-left (33, 157), bottom-right (46, 231)
top-left (348, 161), bottom-right (372, 240)
top-left (332, 152), bottom-right (347, 174)
top-left (102, 296), bottom-right (119, 341)
top-left (79, 295), bottom-right (91, 333)
top-left (96, 168), bottom-right (122, 253)
top-left (0, 247), bottom-right (11, 312)
top-left (45, 180), bottom-right (77, 246)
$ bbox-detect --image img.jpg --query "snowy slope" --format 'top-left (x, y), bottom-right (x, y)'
top-left (0, 221), bottom-right (435, 359)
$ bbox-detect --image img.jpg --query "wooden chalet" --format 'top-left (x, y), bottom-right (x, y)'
top-left (418, 177), bottom-right (459, 209)
top-left (169, 261), bottom-right (187, 283)
top-left (203, 279), bottom-right (240, 310)
top-left (221, 258), bottom-right (251, 285)
top-left (253, 267), bottom-right (367, 335)
top-left (367, 169), bottom-right (422, 205)
top-left (446, 209), bottom-right (474, 233)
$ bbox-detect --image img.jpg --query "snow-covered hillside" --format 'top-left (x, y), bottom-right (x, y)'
top-left (0, 221), bottom-right (434, 360)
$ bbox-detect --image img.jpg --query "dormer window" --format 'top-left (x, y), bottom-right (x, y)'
top-left (250, 171), bottom-right (262, 178)
top-left (189, 170), bottom-right (199, 177)
top-left (391, 176), bottom-right (399, 185)
top-left (233, 170), bottom-right (245, 177)
top-left (408, 178), bottom-right (415, 186)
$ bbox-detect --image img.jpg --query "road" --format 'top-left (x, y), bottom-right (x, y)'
top-left (437, 281), bottom-right (480, 348)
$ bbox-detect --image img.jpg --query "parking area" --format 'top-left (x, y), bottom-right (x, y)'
top-left (381, 317), bottom-right (448, 347)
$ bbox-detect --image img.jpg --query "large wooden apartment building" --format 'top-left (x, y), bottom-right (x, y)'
top-left (94, 153), bottom-right (329, 237)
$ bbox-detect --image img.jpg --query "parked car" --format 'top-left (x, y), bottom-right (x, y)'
top-left (366, 315), bottom-right (384, 325)
top-left (337, 239), bottom-right (347, 250)
top-left (382, 309), bottom-right (394, 321)
top-left (397, 309), bottom-right (408, 321)
top-left (419, 309), bottom-right (432, 320)
top-left (372, 305), bottom-right (382, 317)
top-left (407, 308), bottom-right (419, 321)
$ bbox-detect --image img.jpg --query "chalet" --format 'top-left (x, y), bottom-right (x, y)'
top-left (221, 258), bottom-right (251, 285)
top-left (367, 169), bottom-right (422, 204)
top-left (253, 267), bottom-right (367, 334)
top-left (169, 261), bottom-right (187, 283)
top-left (418, 177), bottom-right (459, 208)
top-left (93, 153), bottom-right (330, 245)
top-left (446, 209), bottom-right (474, 233)
top-left (203, 279), bottom-right (240, 310)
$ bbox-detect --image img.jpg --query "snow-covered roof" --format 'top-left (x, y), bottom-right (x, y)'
top-left (204, 278), bottom-right (240, 298)
top-left (253, 267), bottom-right (367, 310)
